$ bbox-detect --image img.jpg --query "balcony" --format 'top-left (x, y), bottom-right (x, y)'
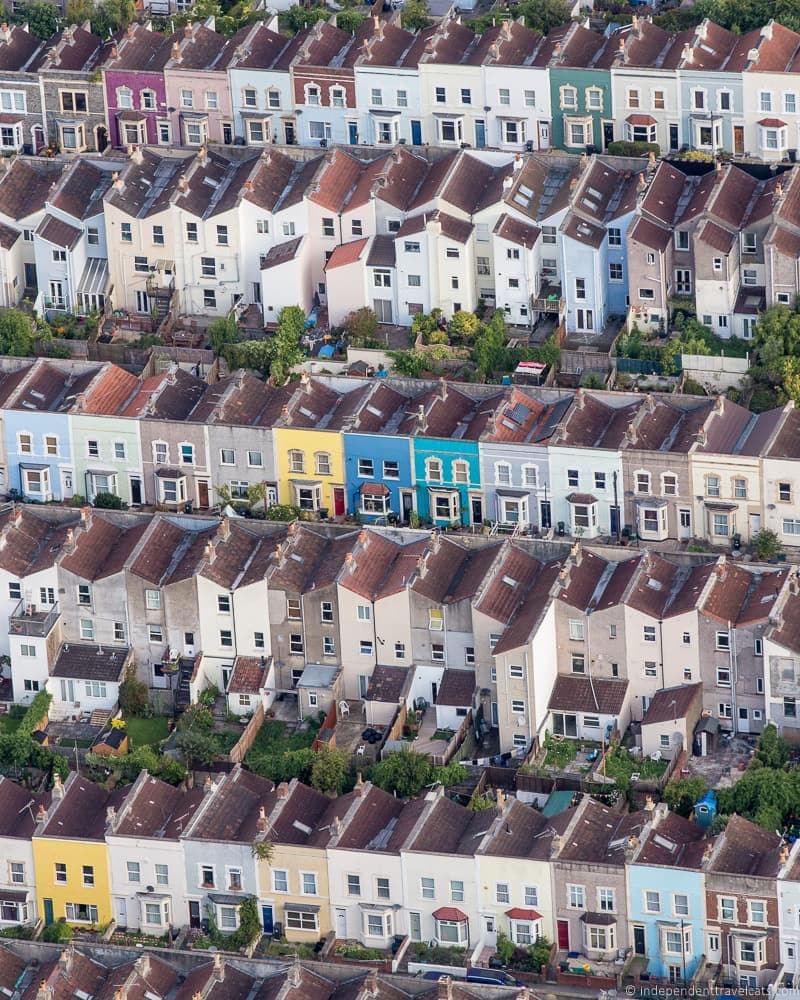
top-left (10, 599), bottom-right (60, 638)
top-left (533, 280), bottom-right (564, 314)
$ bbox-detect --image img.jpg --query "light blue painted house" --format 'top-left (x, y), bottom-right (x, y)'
top-left (628, 808), bottom-right (708, 981)
top-left (560, 157), bottom-right (644, 338)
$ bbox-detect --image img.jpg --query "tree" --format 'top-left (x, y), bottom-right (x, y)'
top-left (752, 528), bottom-right (782, 563)
top-left (310, 745), bottom-right (349, 794)
top-left (370, 748), bottom-right (434, 797)
top-left (0, 310), bottom-right (34, 357)
top-left (401, 0), bottom-right (431, 28)
top-left (753, 723), bottom-right (790, 770)
top-left (516, 0), bottom-right (571, 34)
top-left (89, 0), bottom-right (134, 35)
top-left (118, 666), bottom-right (149, 716)
top-left (65, 0), bottom-right (93, 23)
top-left (388, 349), bottom-right (426, 377)
top-left (283, 4), bottom-right (328, 32)
top-left (448, 310), bottom-right (480, 344)
top-left (336, 8), bottom-right (364, 33)
top-left (209, 314), bottom-right (240, 356)
top-left (13, 1), bottom-right (59, 38)
top-left (270, 305), bottom-right (305, 383)
top-left (175, 727), bottom-right (220, 766)
top-left (663, 776), bottom-right (707, 817)
top-left (472, 310), bottom-right (507, 380)
top-left (342, 307), bottom-right (378, 344)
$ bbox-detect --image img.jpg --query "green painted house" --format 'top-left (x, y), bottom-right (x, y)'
top-left (548, 24), bottom-right (616, 152)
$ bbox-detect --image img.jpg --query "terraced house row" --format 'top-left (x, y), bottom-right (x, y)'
top-left (2, 767), bottom-right (800, 991)
top-left (4, 492), bottom-right (800, 749)
top-left (12, 13), bottom-right (800, 159)
top-left (1, 138), bottom-right (798, 338)
top-left (4, 359), bottom-right (800, 544)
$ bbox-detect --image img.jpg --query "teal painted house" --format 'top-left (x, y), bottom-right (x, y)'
top-left (549, 24), bottom-right (616, 152)
top-left (402, 383), bottom-right (505, 527)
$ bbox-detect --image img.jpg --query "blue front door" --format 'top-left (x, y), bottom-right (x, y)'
top-left (348, 122), bottom-right (358, 144)
top-left (411, 120), bottom-right (422, 145)
top-left (475, 119), bottom-right (486, 148)
top-left (44, 898), bottom-right (54, 925)
top-left (262, 905), bottom-right (274, 933)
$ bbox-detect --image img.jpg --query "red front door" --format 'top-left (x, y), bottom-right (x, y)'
top-left (557, 919), bottom-right (570, 950)
top-left (333, 487), bottom-right (346, 517)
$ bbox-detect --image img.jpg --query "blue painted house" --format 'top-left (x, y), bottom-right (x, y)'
top-left (560, 157), bottom-right (643, 337)
top-left (341, 380), bottom-right (415, 523)
top-left (677, 22), bottom-right (743, 155)
top-left (628, 810), bottom-right (707, 981)
top-left (0, 360), bottom-right (101, 502)
top-left (403, 383), bottom-right (504, 527)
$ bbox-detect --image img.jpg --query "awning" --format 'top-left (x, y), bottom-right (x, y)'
top-left (77, 257), bottom-right (110, 297)
top-left (155, 468), bottom-right (185, 479)
top-left (360, 482), bottom-right (389, 496)
top-left (0, 891), bottom-right (28, 903)
top-left (580, 911), bottom-right (617, 926)
top-left (759, 118), bottom-right (787, 128)
top-left (626, 114), bottom-right (657, 126)
top-left (19, 463), bottom-right (49, 471)
top-left (291, 479), bottom-right (322, 488)
top-left (505, 908), bottom-right (542, 921)
top-left (704, 501), bottom-right (738, 511)
top-left (432, 907), bottom-right (467, 921)
top-left (497, 488), bottom-right (529, 498)
top-left (136, 891), bottom-right (170, 900)
top-left (284, 903), bottom-right (320, 914)
top-left (369, 108), bottom-right (401, 116)
top-left (208, 893), bottom-right (255, 905)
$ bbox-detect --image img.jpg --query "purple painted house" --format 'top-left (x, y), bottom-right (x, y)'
top-left (101, 23), bottom-right (176, 148)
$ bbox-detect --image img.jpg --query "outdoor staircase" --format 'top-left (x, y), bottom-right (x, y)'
top-left (175, 658), bottom-right (193, 711)
top-left (89, 709), bottom-right (112, 728)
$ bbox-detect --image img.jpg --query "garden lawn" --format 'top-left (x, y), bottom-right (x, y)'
top-left (0, 716), bottom-right (21, 736)
top-left (126, 716), bottom-right (170, 749)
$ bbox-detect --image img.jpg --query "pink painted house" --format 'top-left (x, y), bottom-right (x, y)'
top-left (164, 20), bottom-right (247, 146)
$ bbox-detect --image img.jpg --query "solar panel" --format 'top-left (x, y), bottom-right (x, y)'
top-left (508, 402), bottom-right (530, 423)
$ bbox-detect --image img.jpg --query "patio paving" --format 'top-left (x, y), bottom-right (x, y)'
top-left (684, 735), bottom-right (755, 788)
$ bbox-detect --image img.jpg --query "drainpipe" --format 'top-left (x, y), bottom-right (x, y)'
top-left (729, 619), bottom-right (737, 731)
top-left (658, 617), bottom-right (665, 691)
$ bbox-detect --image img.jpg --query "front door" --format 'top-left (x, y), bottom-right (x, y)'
top-left (348, 121), bottom-right (358, 144)
top-left (678, 507), bottom-right (692, 541)
top-left (734, 124), bottom-right (744, 154)
top-left (373, 299), bottom-right (392, 323)
top-left (603, 121), bottom-right (614, 148)
top-left (633, 925), bottom-right (646, 956)
top-left (129, 475), bottom-right (142, 505)
top-left (738, 706), bottom-right (750, 734)
top-left (189, 901), bottom-right (201, 928)
top-left (43, 898), bottom-right (54, 925)
top-left (401, 490), bottom-right (414, 524)
top-left (24, 263), bottom-right (36, 289)
top-left (540, 499), bottom-right (552, 530)
top-left (609, 505), bottom-right (620, 537)
top-left (333, 487), bottom-right (346, 517)
top-left (411, 120), bottom-right (422, 145)
top-left (557, 919), bottom-right (570, 950)
top-left (284, 121), bottom-right (296, 145)
top-left (475, 119), bottom-right (486, 148)
top-left (222, 665), bottom-right (233, 691)
top-left (470, 495), bottom-right (483, 525)
top-left (197, 480), bottom-right (210, 509)
top-left (749, 512), bottom-right (761, 538)
top-left (335, 908), bottom-right (347, 938)
top-left (262, 905), bottom-right (274, 933)
top-left (669, 123), bottom-right (679, 151)
top-left (538, 121), bottom-right (550, 149)
top-left (61, 469), bottom-right (73, 499)
top-left (115, 897), bottom-right (127, 928)
top-left (483, 915), bottom-right (496, 947)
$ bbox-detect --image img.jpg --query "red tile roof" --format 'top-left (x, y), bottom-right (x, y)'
top-left (325, 238), bottom-right (368, 270)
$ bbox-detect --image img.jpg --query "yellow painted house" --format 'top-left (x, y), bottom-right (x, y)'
top-left (32, 773), bottom-right (122, 927)
top-left (273, 377), bottom-right (356, 517)
top-left (260, 779), bottom-right (337, 942)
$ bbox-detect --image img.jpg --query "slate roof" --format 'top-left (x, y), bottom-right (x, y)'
top-left (270, 525), bottom-right (358, 593)
top-left (435, 669), bottom-right (475, 707)
top-left (186, 767), bottom-right (276, 842)
top-left (113, 774), bottom-right (204, 840)
top-left (60, 512), bottom-right (149, 581)
top-left (0, 507), bottom-right (78, 576)
top-left (709, 813), bottom-right (782, 878)
top-left (51, 643), bottom-right (129, 682)
top-left (641, 683), bottom-right (702, 725)
top-left (0, 157), bottom-right (65, 223)
top-left (365, 664), bottom-right (409, 703)
top-left (557, 799), bottom-right (647, 865)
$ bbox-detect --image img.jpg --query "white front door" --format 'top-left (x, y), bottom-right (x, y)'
top-left (335, 908), bottom-right (347, 938)
top-left (678, 508), bottom-right (692, 541)
top-left (738, 706), bottom-right (750, 734)
top-left (749, 513), bottom-right (761, 538)
top-left (483, 915), bottom-right (497, 947)
top-left (114, 897), bottom-right (127, 927)
top-left (707, 933), bottom-right (721, 962)
top-left (61, 468), bottom-right (73, 499)
top-left (538, 121), bottom-right (550, 148)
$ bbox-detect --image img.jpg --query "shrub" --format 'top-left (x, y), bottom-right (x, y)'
top-left (753, 528), bottom-right (782, 562)
top-left (42, 920), bottom-right (73, 943)
top-left (93, 491), bottom-right (123, 510)
top-left (606, 140), bottom-right (660, 158)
